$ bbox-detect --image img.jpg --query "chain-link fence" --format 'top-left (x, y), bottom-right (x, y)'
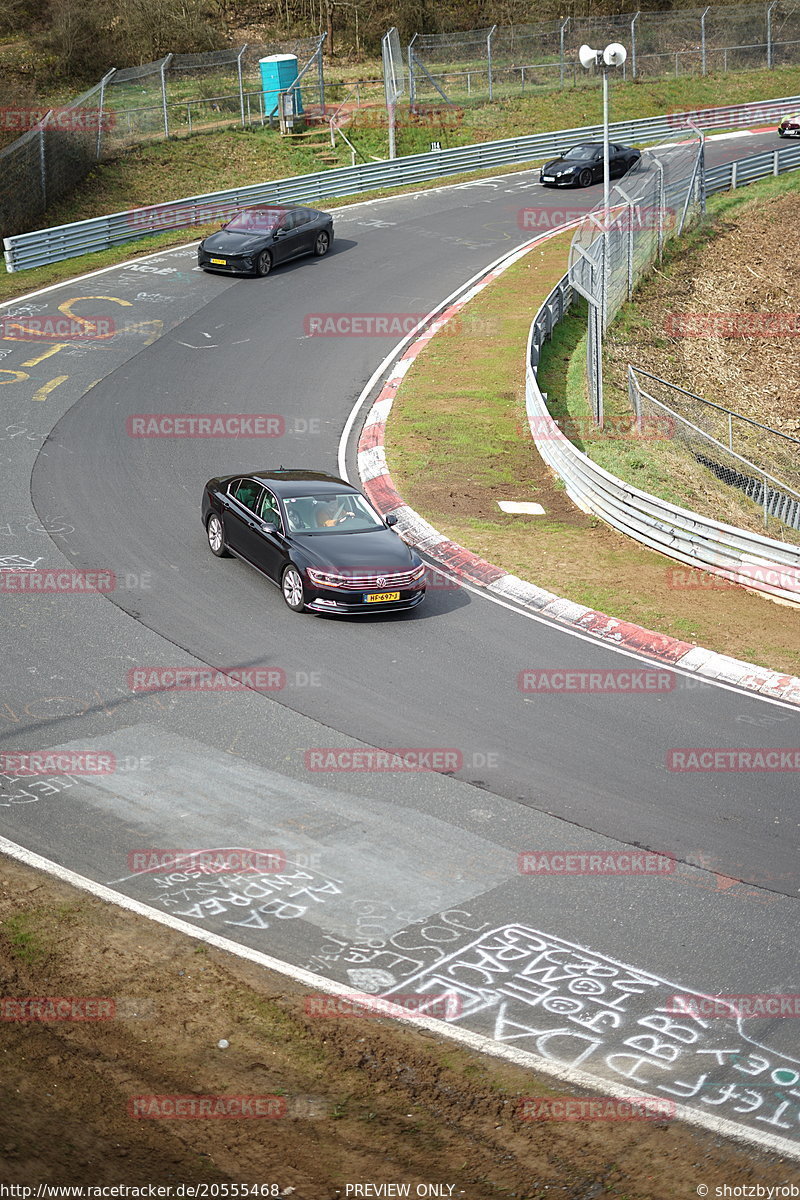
top-left (408, 2), bottom-right (800, 103)
top-left (568, 129), bottom-right (705, 424)
top-left (629, 367), bottom-right (800, 532)
top-left (0, 35), bottom-right (327, 239)
top-left (0, 73), bottom-right (115, 241)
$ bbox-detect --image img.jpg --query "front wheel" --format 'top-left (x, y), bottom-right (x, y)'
top-left (256, 250), bottom-right (272, 277)
top-left (314, 230), bottom-right (331, 257)
top-left (207, 514), bottom-right (230, 557)
top-left (578, 169), bottom-right (593, 188)
top-left (281, 565), bottom-right (306, 612)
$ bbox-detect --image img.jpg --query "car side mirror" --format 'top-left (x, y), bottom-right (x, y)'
top-left (385, 514), bottom-right (399, 527)
top-left (262, 521), bottom-right (278, 534)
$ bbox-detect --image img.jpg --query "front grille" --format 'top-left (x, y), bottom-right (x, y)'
top-left (315, 567), bottom-right (424, 590)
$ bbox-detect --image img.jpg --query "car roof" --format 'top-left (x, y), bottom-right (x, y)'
top-left (240, 469), bottom-right (355, 496)
top-left (239, 203), bottom-right (324, 217)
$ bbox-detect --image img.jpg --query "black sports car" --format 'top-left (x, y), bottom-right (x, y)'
top-left (539, 142), bottom-right (641, 188)
top-left (197, 204), bottom-right (334, 277)
top-left (202, 469), bottom-right (427, 615)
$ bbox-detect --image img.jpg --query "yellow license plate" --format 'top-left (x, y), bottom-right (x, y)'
top-left (210, 257), bottom-right (227, 265)
top-left (365, 591), bottom-right (400, 603)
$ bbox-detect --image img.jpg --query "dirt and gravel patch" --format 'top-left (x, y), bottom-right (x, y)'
top-left (1, 853), bottom-right (798, 1193)
top-left (605, 186), bottom-right (800, 442)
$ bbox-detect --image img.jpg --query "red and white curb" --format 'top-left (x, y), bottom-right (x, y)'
top-left (354, 234), bottom-right (800, 710)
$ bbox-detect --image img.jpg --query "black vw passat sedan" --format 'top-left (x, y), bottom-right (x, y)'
top-left (202, 469), bottom-right (426, 615)
top-left (539, 142), bottom-right (640, 188)
top-left (197, 204), bottom-right (334, 277)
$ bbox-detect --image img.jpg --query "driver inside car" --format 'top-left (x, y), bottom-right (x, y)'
top-left (316, 499), bottom-right (357, 528)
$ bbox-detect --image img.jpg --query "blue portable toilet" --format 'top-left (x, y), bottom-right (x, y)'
top-left (259, 54), bottom-right (303, 119)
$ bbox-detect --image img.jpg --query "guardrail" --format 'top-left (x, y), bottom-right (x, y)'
top-left (5, 92), bottom-right (799, 272)
top-left (524, 147), bottom-right (800, 605)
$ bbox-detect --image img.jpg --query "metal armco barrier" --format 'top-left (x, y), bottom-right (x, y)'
top-left (5, 93), bottom-right (800, 272)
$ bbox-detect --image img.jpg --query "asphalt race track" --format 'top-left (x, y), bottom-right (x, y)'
top-left (1, 127), bottom-right (799, 1154)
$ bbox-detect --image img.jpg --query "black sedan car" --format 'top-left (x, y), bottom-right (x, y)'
top-left (202, 469), bottom-right (427, 615)
top-left (197, 204), bottom-right (334, 277)
top-left (539, 142), bottom-right (640, 188)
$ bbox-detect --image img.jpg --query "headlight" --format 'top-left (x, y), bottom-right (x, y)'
top-left (307, 568), bottom-right (351, 587)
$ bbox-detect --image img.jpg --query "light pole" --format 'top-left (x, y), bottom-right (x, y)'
top-left (578, 42), bottom-right (628, 221)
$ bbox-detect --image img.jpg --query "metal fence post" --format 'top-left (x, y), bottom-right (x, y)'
top-left (628, 365), bottom-right (642, 431)
top-left (559, 18), bottom-right (570, 88)
top-left (487, 25), bottom-right (497, 100)
top-left (38, 112), bottom-right (52, 210)
top-left (631, 12), bottom-right (640, 78)
top-left (767, 0), bottom-right (777, 67)
top-left (160, 54), bottom-right (173, 138)
top-left (654, 157), bottom-right (666, 260)
top-left (96, 68), bottom-right (115, 159)
top-left (701, 7), bottom-right (710, 74)
top-left (408, 36), bottom-right (417, 106)
top-left (237, 45), bottom-right (247, 127)
top-left (317, 35), bottom-right (326, 108)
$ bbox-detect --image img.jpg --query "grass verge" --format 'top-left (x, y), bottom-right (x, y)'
top-left (385, 231), bottom-right (800, 676)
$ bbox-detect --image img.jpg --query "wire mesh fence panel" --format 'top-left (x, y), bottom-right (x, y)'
top-left (630, 374), bottom-right (800, 534)
top-left (631, 369), bottom-right (800, 495)
top-left (40, 80), bottom-right (107, 207)
top-left (106, 59), bottom-right (172, 147)
top-left (0, 77), bottom-right (115, 238)
top-left (408, 1), bottom-right (800, 94)
top-left (0, 128), bottom-right (45, 238)
top-left (569, 129), bottom-right (704, 416)
top-left (770, 0), bottom-right (800, 65)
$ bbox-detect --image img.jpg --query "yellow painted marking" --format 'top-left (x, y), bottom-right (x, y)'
top-left (59, 294), bottom-right (132, 339)
top-left (31, 375), bottom-right (69, 402)
top-left (0, 369), bottom-right (30, 385)
top-left (124, 319), bottom-right (163, 346)
top-left (22, 343), bottom-right (70, 367)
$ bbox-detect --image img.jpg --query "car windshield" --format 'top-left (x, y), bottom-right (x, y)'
top-left (224, 207), bottom-right (290, 233)
top-left (563, 145), bottom-right (599, 160)
top-left (283, 493), bottom-right (384, 533)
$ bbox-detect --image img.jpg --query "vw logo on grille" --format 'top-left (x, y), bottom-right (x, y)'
top-left (377, 575), bottom-right (387, 587)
